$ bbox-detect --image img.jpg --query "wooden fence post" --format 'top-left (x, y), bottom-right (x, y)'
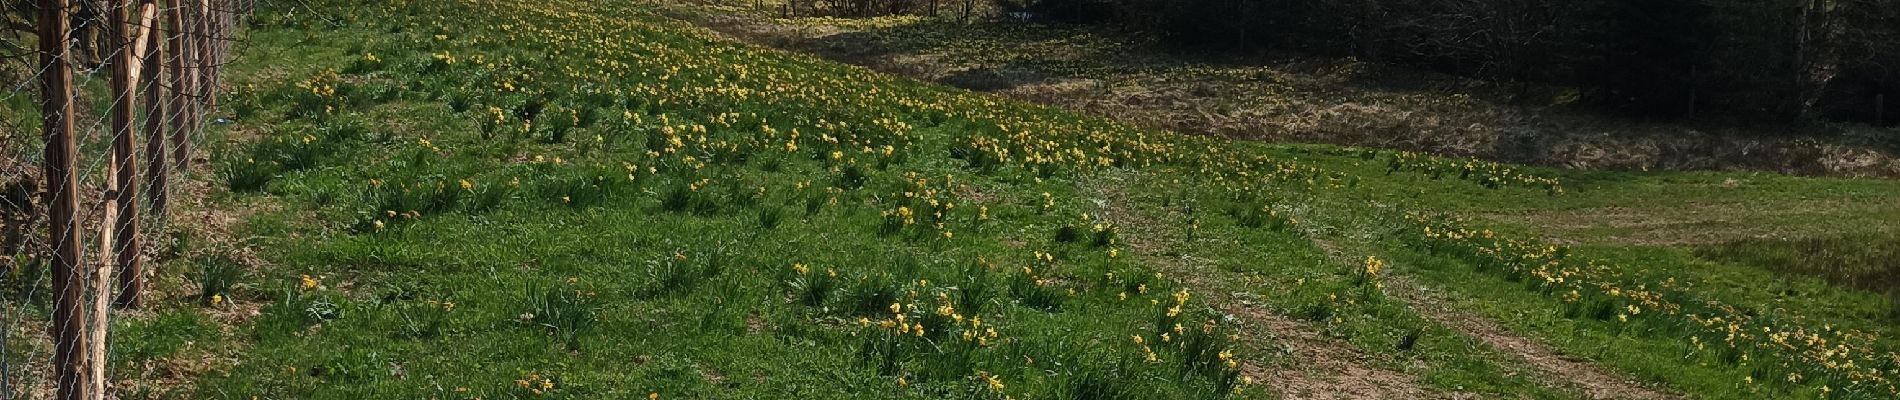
top-left (109, 0), bottom-right (153, 310)
top-left (143, 0), bottom-right (169, 219)
top-left (39, 0), bottom-right (94, 398)
top-left (206, 0), bottom-right (227, 111)
top-left (167, 0), bottom-right (194, 171)
top-left (194, 0), bottom-right (211, 124)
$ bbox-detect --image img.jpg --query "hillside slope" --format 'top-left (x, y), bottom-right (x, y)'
top-left (92, 0), bottom-right (1900, 399)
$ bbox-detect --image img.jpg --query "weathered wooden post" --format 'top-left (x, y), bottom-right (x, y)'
top-left (168, 0), bottom-right (195, 170)
top-left (109, 0), bottom-right (155, 310)
top-left (143, 0), bottom-right (170, 219)
top-left (194, 0), bottom-right (212, 117)
top-left (203, 0), bottom-right (219, 112)
top-left (39, 0), bottom-right (94, 397)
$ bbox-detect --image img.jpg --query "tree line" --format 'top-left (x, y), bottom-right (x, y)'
top-left (825, 0), bottom-right (1896, 126)
top-left (1012, 0), bottom-right (1898, 125)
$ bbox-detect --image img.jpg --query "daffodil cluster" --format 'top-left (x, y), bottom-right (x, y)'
top-left (291, 68), bottom-right (345, 117)
top-left (1386, 151), bottom-right (1564, 195)
top-left (512, 372), bottom-right (557, 396)
top-left (1411, 213), bottom-right (1900, 397)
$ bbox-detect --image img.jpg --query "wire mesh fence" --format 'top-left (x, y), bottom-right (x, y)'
top-left (1, 0), bottom-right (251, 398)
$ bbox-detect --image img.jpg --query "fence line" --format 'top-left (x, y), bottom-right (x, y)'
top-left (1, 0), bottom-right (250, 397)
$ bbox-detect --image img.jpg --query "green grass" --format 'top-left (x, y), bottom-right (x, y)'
top-left (1697, 235), bottom-right (1900, 297)
top-left (114, 1), bottom-right (1281, 398)
top-left (63, 0), bottom-right (1900, 399)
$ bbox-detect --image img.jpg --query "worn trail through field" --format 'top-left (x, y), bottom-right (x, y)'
top-left (1088, 175), bottom-right (1439, 400)
top-left (1090, 169), bottom-right (1672, 399)
top-left (1386, 274), bottom-right (1676, 400)
top-left (1298, 214), bottom-right (1676, 400)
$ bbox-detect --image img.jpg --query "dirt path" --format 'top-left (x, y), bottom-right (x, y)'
top-left (1300, 227), bottom-right (1676, 400)
top-left (1386, 275), bottom-right (1675, 400)
top-left (1150, 250), bottom-right (1437, 399)
top-left (1081, 176), bottom-right (1649, 399)
top-left (1079, 165), bottom-right (1661, 400)
top-left (1086, 175), bottom-right (1442, 400)
top-left (1230, 299), bottom-right (1440, 400)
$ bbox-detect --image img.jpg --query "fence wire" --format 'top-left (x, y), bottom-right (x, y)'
top-left (1, 0), bottom-right (251, 398)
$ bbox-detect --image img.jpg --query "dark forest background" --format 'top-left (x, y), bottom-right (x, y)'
top-left (791, 0), bottom-right (1900, 127)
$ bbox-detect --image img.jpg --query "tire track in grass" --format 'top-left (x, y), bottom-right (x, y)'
top-left (1086, 173), bottom-right (1437, 400)
top-left (1294, 200), bottom-right (1676, 400)
top-left (1233, 301), bottom-right (1434, 400)
top-left (1384, 274), bottom-right (1676, 400)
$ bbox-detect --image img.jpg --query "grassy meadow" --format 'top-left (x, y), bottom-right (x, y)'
top-left (64, 0), bottom-right (1900, 399)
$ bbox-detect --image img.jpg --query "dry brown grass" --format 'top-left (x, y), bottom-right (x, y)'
top-left (673, 7), bottom-right (1900, 177)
